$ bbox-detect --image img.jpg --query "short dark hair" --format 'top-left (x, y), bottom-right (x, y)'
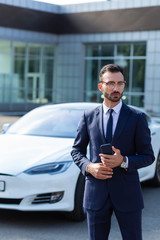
top-left (99, 64), bottom-right (124, 82)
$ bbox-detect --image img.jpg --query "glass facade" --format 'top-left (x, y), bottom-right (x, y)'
top-left (0, 40), bottom-right (12, 103)
top-left (84, 42), bottom-right (146, 107)
top-left (0, 40), bottom-right (55, 108)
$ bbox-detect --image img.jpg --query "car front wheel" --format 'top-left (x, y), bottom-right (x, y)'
top-left (150, 153), bottom-right (160, 187)
top-left (66, 173), bottom-right (86, 221)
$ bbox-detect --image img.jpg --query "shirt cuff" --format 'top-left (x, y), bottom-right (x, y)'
top-left (125, 156), bottom-right (128, 168)
top-left (85, 163), bottom-right (91, 176)
top-left (120, 156), bottom-right (128, 169)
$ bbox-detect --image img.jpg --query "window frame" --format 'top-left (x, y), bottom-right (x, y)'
top-left (84, 42), bottom-right (146, 107)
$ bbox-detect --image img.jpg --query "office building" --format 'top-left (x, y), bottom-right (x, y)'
top-left (0, 0), bottom-right (160, 116)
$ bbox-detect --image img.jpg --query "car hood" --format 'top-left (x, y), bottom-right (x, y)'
top-left (0, 134), bottom-right (74, 175)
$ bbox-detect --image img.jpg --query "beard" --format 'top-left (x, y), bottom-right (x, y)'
top-left (103, 91), bottom-right (123, 102)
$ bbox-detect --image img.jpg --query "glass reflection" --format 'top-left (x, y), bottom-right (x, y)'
top-left (86, 45), bottom-right (99, 57)
top-left (132, 60), bottom-right (145, 92)
top-left (85, 42), bottom-right (146, 107)
top-left (7, 107), bottom-right (86, 138)
top-left (117, 44), bottom-right (130, 57)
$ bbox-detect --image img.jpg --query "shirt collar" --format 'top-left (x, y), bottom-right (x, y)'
top-left (103, 100), bottom-right (122, 114)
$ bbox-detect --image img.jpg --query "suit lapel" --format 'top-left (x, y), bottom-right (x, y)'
top-left (95, 105), bottom-right (106, 142)
top-left (112, 102), bottom-right (131, 145)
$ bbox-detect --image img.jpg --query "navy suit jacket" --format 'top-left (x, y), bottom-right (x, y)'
top-left (71, 102), bottom-right (155, 212)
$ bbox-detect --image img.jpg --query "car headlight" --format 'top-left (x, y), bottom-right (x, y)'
top-left (24, 161), bottom-right (72, 175)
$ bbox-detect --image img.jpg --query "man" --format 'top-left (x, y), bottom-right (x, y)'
top-left (71, 64), bottom-right (155, 240)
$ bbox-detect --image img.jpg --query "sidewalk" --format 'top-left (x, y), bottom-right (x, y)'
top-left (0, 115), bottom-right (20, 131)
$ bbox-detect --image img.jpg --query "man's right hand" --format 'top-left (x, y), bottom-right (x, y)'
top-left (86, 163), bottom-right (113, 180)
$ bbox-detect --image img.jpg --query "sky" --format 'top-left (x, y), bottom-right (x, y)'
top-left (34, 0), bottom-right (106, 5)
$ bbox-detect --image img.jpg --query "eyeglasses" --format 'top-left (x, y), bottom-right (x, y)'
top-left (100, 80), bottom-right (126, 89)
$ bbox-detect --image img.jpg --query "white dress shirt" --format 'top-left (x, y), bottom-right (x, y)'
top-left (103, 100), bottom-right (122, 138)
top-left (102, 100), bottom-right (128, 168)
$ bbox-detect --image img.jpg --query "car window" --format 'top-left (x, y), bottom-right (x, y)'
top-left (7, 107), bottom-right (84, 138)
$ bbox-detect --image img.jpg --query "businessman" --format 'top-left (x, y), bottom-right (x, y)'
top-left (71, 64), bottom-right (155, 240)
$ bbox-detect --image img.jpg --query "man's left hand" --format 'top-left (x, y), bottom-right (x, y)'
top-left (99, 146), bottom-right (123, 168)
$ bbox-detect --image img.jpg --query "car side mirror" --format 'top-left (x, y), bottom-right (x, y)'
top-left (1, 123), bottom-right (11, 134)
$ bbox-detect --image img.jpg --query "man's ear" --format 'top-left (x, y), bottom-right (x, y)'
top-left (98, 83), bottom-right (102, 91)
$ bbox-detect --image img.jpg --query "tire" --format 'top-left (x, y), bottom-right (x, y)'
top-left (149, 153), bottom-right (160, 187)
top-left (66, 173), bottom-right (86, 221)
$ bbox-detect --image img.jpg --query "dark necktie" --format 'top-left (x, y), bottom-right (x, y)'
top-left (106, 109), bottom-right (114, 143)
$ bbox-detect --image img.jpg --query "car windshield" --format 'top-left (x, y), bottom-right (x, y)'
top-left (7, 107), bottom-right (85, 138)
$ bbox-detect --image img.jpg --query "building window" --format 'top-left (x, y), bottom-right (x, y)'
top-left (0, 40), bottom-right (55, 106)
top-left (84, 42), bottom-right (146, 107)
top-left (13, 42), bottom-right (55, 104)
top-left (0, 40), bottom-right (12, 103)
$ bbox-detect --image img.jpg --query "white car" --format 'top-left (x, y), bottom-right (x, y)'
top-left (0, 103), bottom-right (160, 221)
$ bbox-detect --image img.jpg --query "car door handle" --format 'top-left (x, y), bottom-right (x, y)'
top-left (151, 132), bottom-right (156, 136)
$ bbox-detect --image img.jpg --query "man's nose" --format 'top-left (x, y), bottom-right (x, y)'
top-left (113, 84), bottom-right (119, 91)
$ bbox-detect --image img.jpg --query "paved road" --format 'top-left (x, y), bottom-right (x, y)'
top-left (0, 184), bottom-right (159, 240)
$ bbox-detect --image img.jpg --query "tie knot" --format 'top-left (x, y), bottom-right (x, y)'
top-left (108, 109), bottom-right (113, 115)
